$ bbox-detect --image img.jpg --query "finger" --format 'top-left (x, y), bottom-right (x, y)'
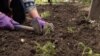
top-left (10, 20), bottom-right (20, 25)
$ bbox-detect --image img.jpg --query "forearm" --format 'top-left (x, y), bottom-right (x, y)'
top-left (22, 0), bottom-right (41, 18)
top-left (22, 0), bottom-right (36, 12)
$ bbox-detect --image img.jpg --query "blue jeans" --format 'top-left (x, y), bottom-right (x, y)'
top-left (0, 0), bottom-right (36, 23)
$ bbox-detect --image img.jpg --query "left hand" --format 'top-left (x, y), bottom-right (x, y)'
top-left (0, 12), bottom-right (20, 30)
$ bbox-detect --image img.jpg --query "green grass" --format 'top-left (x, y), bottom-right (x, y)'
top-left (41, 11), bottom-right (51, 18)
top-left (35, 0), bottom-right (66, 5)
top-left (35, 0), bottom-right (91, 5)
top-left (79, 0), bottom-right (91, 6)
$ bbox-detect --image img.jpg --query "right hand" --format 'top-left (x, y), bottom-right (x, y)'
top-left (0, 12), bottom-right (20, 30)
top-left (32, 17), bottom-right (54, 35)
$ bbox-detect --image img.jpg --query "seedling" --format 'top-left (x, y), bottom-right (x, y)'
top-left (34, 41), bottom-right (56, 56)
top-left (42, 23), bottom-right (54, 35)
top-left (79, 42), bottom-right (100, 56)
top-left (67, 27), bottom-right (77, 33)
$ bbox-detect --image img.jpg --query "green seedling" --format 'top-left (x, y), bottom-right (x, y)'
top-left (79, 42), bottom-right (100, 56)
top-left (34, 41), bottom-right (56, 56)
top-left (67, 27), bottom-right (77, 33)
top-left (44, 23), bottom-right (54, 35)
top-left (41, 11), bottom-right (51, 18)
top-left (44, 26), bottom-right (52, 35)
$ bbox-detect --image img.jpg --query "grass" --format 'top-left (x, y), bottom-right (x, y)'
top-left (35, 0), bottom-right (62, 5)
top-left (78, 0), bottom-right (91, 6)
top-left (41, 11), bottom-right (51, 18)
top-left (35, 0), bottom-right (92, 5)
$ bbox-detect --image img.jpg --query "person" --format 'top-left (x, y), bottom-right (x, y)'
top-left (0, 12), bottom-right (20, 30)
top-left (0, 0), bottom-right (54, 33)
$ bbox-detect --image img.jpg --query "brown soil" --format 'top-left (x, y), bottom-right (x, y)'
top-left (0, 3), bottom-right (100, 56)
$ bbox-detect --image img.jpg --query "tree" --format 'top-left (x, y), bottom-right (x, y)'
top-left (48, 0), bottom-right (52, 5)
top-left (88, 0), bottom-right (100, 21)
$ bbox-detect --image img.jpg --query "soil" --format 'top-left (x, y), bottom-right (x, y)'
top-left (1, 3), bottom-right (100, 56)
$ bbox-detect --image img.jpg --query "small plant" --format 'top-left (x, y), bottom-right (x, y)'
top-left (67, 27), bottom-right (77, 33)
top-left (79, 42), bottom-right (100, 56)
top-left (41, 11), bottom-right (51, 18)
top-left (43, 23), bottom-right (54, 35)
top-left (34, 41), bottom-right (56, 56)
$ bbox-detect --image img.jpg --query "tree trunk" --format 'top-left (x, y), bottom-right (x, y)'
top-left (48, 0), bottom-right (52, 5)
top-left (88, 0), bottom-right (100, 21)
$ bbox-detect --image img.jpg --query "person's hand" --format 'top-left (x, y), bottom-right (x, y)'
top-left (32, 17), bottom-right (54, 35)
top-left (0, 12), bottom-right (20, 30)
